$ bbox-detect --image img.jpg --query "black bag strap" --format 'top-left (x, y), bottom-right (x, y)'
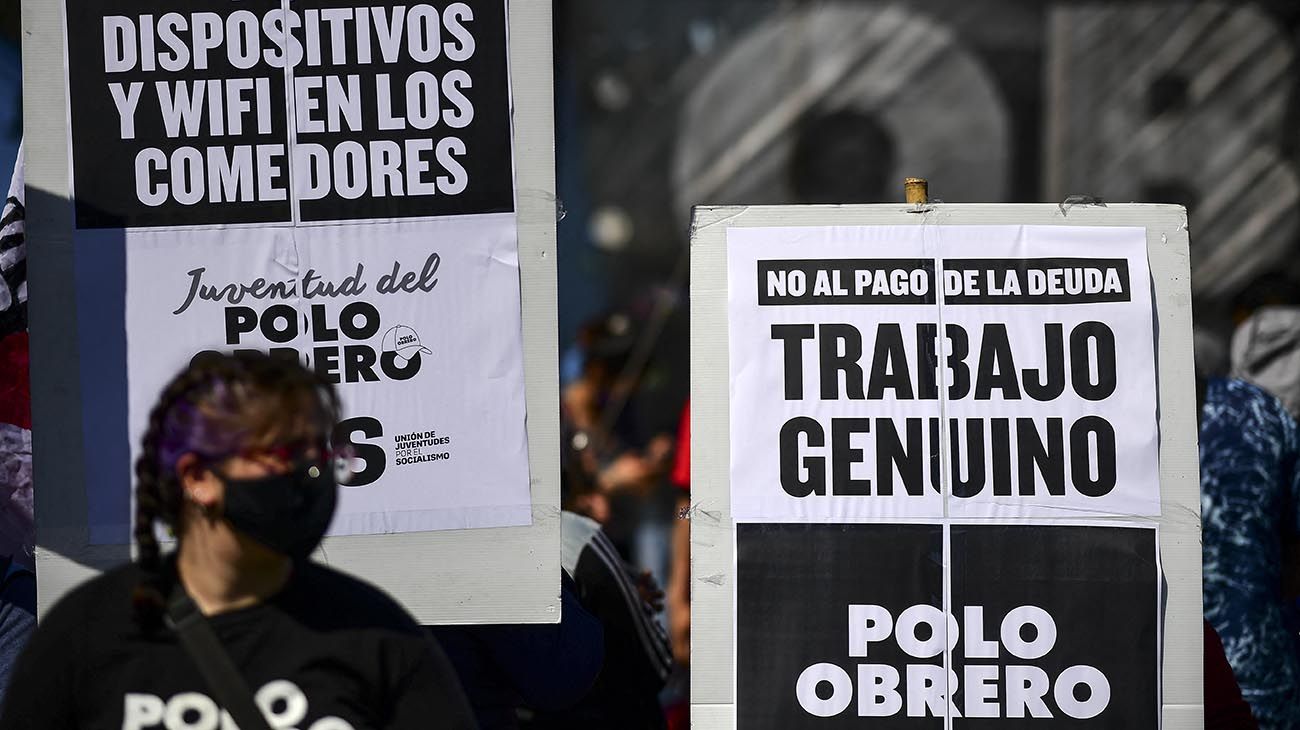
top-left (166, 591), bottom-right (273, 730)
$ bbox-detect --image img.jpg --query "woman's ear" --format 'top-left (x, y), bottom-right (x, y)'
top-left (176, 453), bottom-right (221, 512)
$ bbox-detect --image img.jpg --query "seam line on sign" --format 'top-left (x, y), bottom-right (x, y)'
top-left (731, 527), bottom-right (738, 708)
top-left (942, 522), bottom-right (953, 730)
top-left (925, 215), bottom-right (956, 730)
top-left (929, 217), bottom-right (951, 521)
top-left (277, 0), bottom-right (311, 451)
top-left (278, 0), bottom-right (300, 226)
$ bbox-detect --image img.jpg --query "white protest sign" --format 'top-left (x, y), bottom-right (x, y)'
top-left (28, 0), bottom-right (559, 624)
top-left (125, 214), bottom-right (531, 535)
top-left (63, 0), bottom-right (533, 539)
top-left (727, 225), bottom-right (1159, 521)
top-left (690, 205), bottom-right (1199, 729)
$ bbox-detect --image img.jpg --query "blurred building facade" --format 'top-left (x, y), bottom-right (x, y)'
top-left (555, 0), bottom-right (1300, 428)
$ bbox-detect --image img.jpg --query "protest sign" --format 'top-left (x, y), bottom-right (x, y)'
top-left (63, 0), bottom-right (532, 538)
top-left (728, 225), bottom-right (1158, 521)
top-left (68, 1), bottom-right (511, 227)
top-left (687, 205), bottom-right (1200, 728)
top-left (24, 0), bottom-right (558, 624)
top-left (121, 217), bottom-right (530, 535)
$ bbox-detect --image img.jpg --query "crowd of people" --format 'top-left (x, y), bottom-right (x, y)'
top-left (0, 86), bottom-right (1293, 728)
top-left (0, 340), bottom-right (688, 729)
top-left (0, 114), bottom-right (697, 723)
top-left (0, 191), bottom-right (1295, 726)
top-left (549, 278), bottom-right (1300, 729)
top-left (0, 278), bottom-right (1296, 728)
top-left (0, 306), bottom-right (694, 728)
top-left (0, 0), bottom-right (1299, 725)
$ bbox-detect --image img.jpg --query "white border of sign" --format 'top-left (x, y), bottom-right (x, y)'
top-left (23, 0), bottom-right (560, 624)
top-left (689, 204), bottom-right (1202, 726)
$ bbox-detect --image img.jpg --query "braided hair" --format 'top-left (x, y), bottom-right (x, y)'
top-left (131, 351), bottom-right (341, 632)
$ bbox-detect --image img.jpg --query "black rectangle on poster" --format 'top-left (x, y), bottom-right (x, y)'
top-left (292, 0), bottom-right (513, 223)
top-left (756, 259), bottom-right (937, 306)
top-left (736, 523), bottom-right (1157, 729)
top-left (948, 525), bottom-right (1157, 728)
top-left (66, 0), bottom-right (291, 228)
top-left (941, 258), bottom-right (1132, 305)
top-left (737, 523), bottom-right (945, 729)
top-left (65, 0), bottom-right (514, 229)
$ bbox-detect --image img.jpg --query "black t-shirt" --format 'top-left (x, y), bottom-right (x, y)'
top-left (0, 559), bottom-right (477, 729)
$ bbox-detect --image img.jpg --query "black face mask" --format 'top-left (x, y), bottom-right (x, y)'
top-left (217, 460), bottom-right (338, 558)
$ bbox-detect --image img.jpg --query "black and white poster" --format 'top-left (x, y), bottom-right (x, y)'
top-left (67, 0), bottom-right (512, 227)
top-left (65, 1), bottom-right (532, 540)
top-left (727, 226), bottom-right (1158, 521)
top-left (736, 522), bottom-right (1159, 728)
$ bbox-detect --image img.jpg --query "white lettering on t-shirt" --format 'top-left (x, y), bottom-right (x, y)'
top-left (122, 680), bottom-right (356, 730)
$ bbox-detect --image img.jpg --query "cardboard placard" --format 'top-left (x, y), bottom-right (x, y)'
top-left (25, 0), bottom-right (560, 624)
top-left (688, 205), bottom-right (1200, 727)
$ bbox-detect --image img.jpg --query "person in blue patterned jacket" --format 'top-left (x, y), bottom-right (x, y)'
top-left (1202, 304), bottom-right (1300, 729)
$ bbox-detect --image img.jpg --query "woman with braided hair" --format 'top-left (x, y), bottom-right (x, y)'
top-left (0, 351), bottom-right (476, 729)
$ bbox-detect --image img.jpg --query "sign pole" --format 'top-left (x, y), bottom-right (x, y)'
top-left (904, 177), bottom-right (929, 206)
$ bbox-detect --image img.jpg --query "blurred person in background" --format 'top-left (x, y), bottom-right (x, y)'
top-left (0, 145), bottom-right (30, 711)
top-left (560, 319), bottom-right (601, 388)
top-left (524, 463), bottom-right (670, 729)
top-left (661, 402), bottom-right (692, 730)
top-left (666, 401), bottom-right (690, 668)
top-left (0, 352), bottom-right (475, 728)
top-left (561, 309), bottom-right (678, 616)
top-left (1194, 330), bottom-right (1257, 730)
top-left (1201, 277), bottom-right (1300, 729)
top-left (430, 574), bottom-right (604, 730)
top-left (1204, 618), bottom-right (1257, 730)
top-left (434, 454), bottom-right (671, 730)
top-left (563, 310), bottom-right (672, 499)
top-left (0, 0), bottom-right (29, 702)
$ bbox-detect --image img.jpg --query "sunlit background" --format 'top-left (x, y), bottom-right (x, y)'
top-left (554, 0), bottom-right (1300, 439)
top-left (0, 2), bottom-right (1295, 435)
top-left (0, 2), bottom-right (1296, 722)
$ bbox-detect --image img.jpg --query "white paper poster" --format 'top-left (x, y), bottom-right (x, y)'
top-left (65, 1), bottom-right (533, 537)
top-left (125, 215), bottom-right (531, 535)
top-left (727, 225), bottom-right (1158, 521)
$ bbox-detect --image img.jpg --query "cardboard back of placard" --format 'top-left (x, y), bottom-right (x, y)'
top-left (690, 204), bottom-right (1201, 727)
top-left (23, 0), bottom-right (560, 625)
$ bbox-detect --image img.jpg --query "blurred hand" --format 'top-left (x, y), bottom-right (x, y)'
top-left (646, 433), bottom-right (674, 468)
top-left (598, 453), bottom-right (654, 493)
top-left (636, 569), bottom-right (664, 612)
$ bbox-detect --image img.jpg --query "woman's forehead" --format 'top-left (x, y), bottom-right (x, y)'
top-left (237, 401), bottom-right (333, 446)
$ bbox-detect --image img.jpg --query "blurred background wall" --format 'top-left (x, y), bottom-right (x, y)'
top-left (554, 0), bottom-right (1300, 435)
top-left (0, 3), bottom-right (1292, 723)
top-left (2, 0), bottom-right (1297, 464)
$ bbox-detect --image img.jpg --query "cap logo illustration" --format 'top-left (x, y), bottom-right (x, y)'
top-left (382, 324), bottom-right (433, 364)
